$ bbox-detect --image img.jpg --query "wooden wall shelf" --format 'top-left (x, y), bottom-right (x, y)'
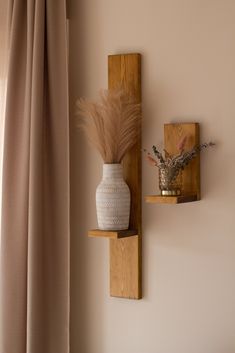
top-left (145, 123), bottom-right (200, 204)
top-left (88, 53), bottom-right (142, 300)
top-left (145, 194), bottom-right (197, 204)
top-left (88, 229), bottom-right (138, 239)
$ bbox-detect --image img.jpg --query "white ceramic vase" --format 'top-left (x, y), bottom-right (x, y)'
top-left (96, 163), bottom-right (130, 230)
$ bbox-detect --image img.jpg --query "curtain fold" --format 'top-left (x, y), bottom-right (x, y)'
top-left (0, 0), bottom-right (9, 229)
top-left (0, 1), bottom-right (70, 352)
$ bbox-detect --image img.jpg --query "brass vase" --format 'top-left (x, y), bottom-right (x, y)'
top-left (158, 166), bottom-right (182, 196)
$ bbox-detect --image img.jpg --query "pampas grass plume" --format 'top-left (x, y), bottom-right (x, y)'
top-left (76, 89), bottom-right (141, 163)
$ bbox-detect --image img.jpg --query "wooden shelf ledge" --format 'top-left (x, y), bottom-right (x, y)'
top-left (145, 194), bottom-right (198, 204)
top-left (88, 229), bottom-right (138, 239)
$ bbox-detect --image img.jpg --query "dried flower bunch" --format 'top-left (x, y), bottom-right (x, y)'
top-left (144, 136), bottom-right (215, 185)
top-left (76, 89), bottom-right (141, 163)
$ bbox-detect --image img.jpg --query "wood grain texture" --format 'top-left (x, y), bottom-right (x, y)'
top-left (108, 53), bottom-right (141, 231)
top-left (88, 229), bottom-right (137, 239)
top-left (108, 54), bottom-right (142, 299)
top-left (164, 123), bottom-right (200, 199)
top-left (110, 236), bottom-right (140, 299)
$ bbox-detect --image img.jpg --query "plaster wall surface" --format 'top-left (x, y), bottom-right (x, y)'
top-left (69, 1), bottom-right (235, 352)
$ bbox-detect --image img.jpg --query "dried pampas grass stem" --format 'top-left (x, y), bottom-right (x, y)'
top-left (76, 89), bottom-right (141, 163)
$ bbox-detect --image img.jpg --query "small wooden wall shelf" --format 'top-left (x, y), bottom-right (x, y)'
top-left (88, 53), bottom-right (142, 300)
top-left (145, 194), bottom-right (197, 204)
top-left (145, 123), bottom-right (200, 204)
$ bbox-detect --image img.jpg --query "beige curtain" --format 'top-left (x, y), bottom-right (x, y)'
top-left (0, 1), bottom-right (70, 353)
top-left (0, 1), bottom-right (9, 227)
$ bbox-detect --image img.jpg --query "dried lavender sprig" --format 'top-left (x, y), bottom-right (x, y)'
top-left (194, 142), bottom-right (215, 153)
top-left (145, 142), bottom-right (215, 171)
top-left (170, 142), bottom-right (215, 169)
top-left (142, 148), bottom-right (159, 166)
top-left (152, 145), bottom-right (165, 163)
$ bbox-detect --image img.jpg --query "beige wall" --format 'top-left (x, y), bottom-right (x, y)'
top-left (69, 1), bottom-right (235, 352)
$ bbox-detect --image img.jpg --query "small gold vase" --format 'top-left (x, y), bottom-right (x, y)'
top-left (159, 167), bottom-right (182, 196)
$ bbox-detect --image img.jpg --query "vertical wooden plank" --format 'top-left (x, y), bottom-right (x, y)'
top-left (164, 123), bottom-right (200, 199)
top-left (108, 54), bottom-right (142, 299)
top-left (109, 236), bottom-right (140, 298)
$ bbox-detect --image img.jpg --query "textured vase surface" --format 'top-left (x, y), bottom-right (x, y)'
top-left (159, 166), bottom-right (182, 196)
top-left (96, 164), bottom-right (130, 230)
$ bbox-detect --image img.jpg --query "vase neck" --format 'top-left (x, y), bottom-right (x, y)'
top-left (103, 163), bottom-right (123, 179)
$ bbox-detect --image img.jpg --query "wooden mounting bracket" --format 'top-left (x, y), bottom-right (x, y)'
top-left (145, 122), bottom-right (200, 204)
top-left (88, 53), bottom-right (142, 299)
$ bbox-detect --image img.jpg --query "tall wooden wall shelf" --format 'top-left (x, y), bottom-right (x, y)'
top-left (145, 123), bottom-right (200, 204)
top-left (88, 53), bottom-right (142, 299)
